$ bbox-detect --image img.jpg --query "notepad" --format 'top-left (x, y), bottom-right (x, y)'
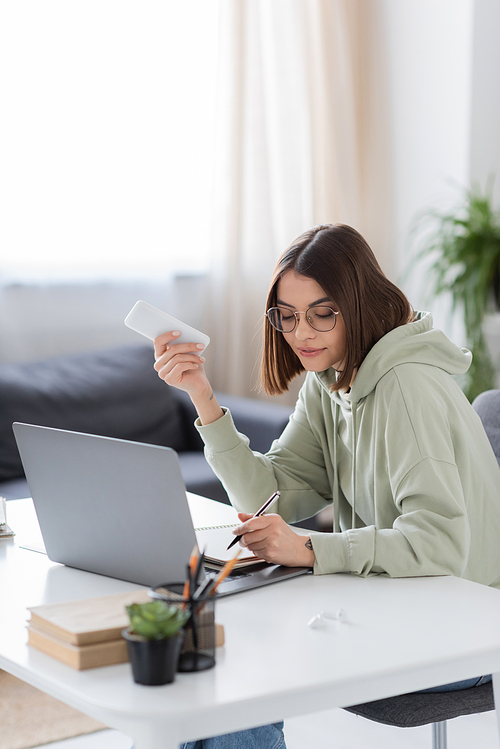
top-left (195, 524), bottom-right (265, 569)
top-left (187, 493), bottom-right (266, 568)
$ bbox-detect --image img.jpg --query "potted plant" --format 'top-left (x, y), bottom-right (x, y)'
top-left (410, 180), bottom-right (500, 401)
top-left (122, 600), bottom-right (188, 685)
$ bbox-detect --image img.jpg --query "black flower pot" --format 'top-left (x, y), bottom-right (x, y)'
top-left (122, 628), bottom-right (183, 686)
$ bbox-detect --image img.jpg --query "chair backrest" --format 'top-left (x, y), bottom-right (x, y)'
top-left (472, 389), bottom-right (500, 464)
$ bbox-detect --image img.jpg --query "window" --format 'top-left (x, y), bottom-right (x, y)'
top-left (0, 1), bottom-right (219, 279)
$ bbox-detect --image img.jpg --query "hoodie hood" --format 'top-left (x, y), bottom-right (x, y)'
top-left (317, 311), bottom-right (472, 405)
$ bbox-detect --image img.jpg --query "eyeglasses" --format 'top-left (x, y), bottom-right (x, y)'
top-left (266, 305), bottom-right (339, 333)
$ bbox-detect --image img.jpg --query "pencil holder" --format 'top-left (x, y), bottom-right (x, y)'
top-left (149, 582), bottom-right (216, 672)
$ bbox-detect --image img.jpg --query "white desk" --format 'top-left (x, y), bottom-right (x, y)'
top-left (2, 498), bottom-right (500, 749)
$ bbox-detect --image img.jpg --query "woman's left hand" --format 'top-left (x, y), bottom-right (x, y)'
top-left (234, 513), bottom-right (315, 568)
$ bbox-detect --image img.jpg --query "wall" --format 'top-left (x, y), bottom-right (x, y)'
top-left (470, 0), bottom-right (500, 383)
top-left (379, 0), bottom-right (474, 315)
top-left (379, 0), bottom-right (500, 352)
top-left (470, 0), bottom-right (500, 204)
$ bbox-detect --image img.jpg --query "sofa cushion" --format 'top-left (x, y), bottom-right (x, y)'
top-left (0, 344), bottom-right (190, 481)
top-left (0, 477), bottom-right (32, 500)
top-left (178, 452), bottom-right (230, 504)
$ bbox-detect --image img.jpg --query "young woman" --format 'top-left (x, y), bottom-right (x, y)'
top-left (154, 224), bottom-right (500, 749)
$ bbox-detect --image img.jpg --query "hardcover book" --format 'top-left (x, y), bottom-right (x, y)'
top-left (26, 589), bottom-right (225, 669)
top-left (27, 589), bottom-right (152, 646)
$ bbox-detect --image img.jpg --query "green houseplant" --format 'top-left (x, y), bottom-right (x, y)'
top-left (411, 181), bottom-right (500, 402)
top-left (123, 600), bottom-right (188, 685)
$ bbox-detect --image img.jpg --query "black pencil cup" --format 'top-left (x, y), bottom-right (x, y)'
top-left (149, 582), bottom-right (217, 672)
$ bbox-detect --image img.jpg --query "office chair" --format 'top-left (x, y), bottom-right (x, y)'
top-left (344, 682), bottom-right (494, 749)
top-left (345, 389), bottom-right (500, 749)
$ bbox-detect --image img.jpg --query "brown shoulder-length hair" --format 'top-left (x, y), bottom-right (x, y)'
top-left (261, 224), bottom-right (414, 395)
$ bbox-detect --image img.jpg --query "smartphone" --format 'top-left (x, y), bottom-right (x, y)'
top-left (124, 300), bottom-right (210, 351)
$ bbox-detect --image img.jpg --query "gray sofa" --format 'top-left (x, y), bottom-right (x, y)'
top-left (0, 343), bottom-right (294, 506)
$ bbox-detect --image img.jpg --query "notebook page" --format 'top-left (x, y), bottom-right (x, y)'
top-left (195, 526), bottom-right (263, 567)
top-left (187, 492), bottom-right (265, 567)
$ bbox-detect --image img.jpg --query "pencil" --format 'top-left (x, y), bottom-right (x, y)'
top-left (209, 549), bottom-right (242, 595)
top-left (182, 545), bottom-right (199, 605)
top-left (193, 548), bottom-right (242, 600)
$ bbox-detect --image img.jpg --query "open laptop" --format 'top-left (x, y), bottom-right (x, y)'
top-left (12, 423), bottom-right (311, 596)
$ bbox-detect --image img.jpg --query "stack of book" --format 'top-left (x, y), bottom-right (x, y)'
top-left (27, 589), bottom-right (152, 670)
top-left (27, 589), bottom-right (225, 670)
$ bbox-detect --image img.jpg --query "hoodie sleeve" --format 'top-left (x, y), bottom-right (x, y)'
top-left (195, 389), bottom-right (334, 523)
top-left (310, 457), bottom-right (470, 578)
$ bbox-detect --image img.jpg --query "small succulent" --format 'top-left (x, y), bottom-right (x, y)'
top-left (126, 600), bottom-right (189, 641)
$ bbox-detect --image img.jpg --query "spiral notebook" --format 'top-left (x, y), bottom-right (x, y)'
top-left (183, 491), bottom-right (263, 568)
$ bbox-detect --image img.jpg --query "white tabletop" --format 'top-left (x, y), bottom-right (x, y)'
top-left (2, 498), bottom-right (500, 749)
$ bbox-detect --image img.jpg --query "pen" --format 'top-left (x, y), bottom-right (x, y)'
top-left (194, 549), bottom-right (242, 600)
top-left (226, 490), bottom-right (280, 550)
top-left (192, 575), bottom-right (214, 601)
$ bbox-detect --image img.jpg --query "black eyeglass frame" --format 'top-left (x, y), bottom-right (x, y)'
top-left (266, 305), bottom-right (339, 333)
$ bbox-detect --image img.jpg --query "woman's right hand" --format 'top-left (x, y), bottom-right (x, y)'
top-left (153, 331), bottom-right (210, 399)
top-left (153, 332), bottom-right (224, 425)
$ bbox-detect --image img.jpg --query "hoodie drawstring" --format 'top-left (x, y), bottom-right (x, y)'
top-left (333, 401), bottom-right (340, 533)
top-left (333, 398), bottom-right (358, 532)
top-left (351, 402), bottom-right (358, 530)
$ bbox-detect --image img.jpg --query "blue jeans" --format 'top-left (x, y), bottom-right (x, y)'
top-left (180, 721), bottom-right (285, 749)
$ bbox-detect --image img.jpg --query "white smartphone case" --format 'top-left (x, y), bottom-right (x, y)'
top-left (124, 300), bottom-right (210, 350)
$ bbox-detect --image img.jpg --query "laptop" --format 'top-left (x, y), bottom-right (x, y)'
top-left (12, 422), bottom-right (311, 596)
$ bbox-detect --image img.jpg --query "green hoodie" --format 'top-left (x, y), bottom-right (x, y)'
top-left (197, 312), bottom-right (500, 588)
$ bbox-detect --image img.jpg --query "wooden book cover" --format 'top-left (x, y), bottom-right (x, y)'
top-left (27, 622), bottom-right (225, 670)
top-left (27, 589), bottom-right (152, 646)
top-left (28, 588), bottom-right (226, 652)
top-left (27, 624), bottom-right (129, 670)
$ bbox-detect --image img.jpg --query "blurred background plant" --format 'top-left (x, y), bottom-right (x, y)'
top-left (410, 179), bottom-right (500, 401)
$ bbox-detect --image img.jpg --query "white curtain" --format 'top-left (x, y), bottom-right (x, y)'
top-left (205, 0), bottom-right (392, 403)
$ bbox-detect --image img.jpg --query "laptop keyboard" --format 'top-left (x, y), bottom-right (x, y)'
top-left (203, 566), bottom-right (251, 580)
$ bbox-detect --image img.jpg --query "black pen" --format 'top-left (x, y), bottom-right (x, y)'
top-left (226, 490), bottom-right (280, 550)
top-left (193, 549), bottom-right (242, 601)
